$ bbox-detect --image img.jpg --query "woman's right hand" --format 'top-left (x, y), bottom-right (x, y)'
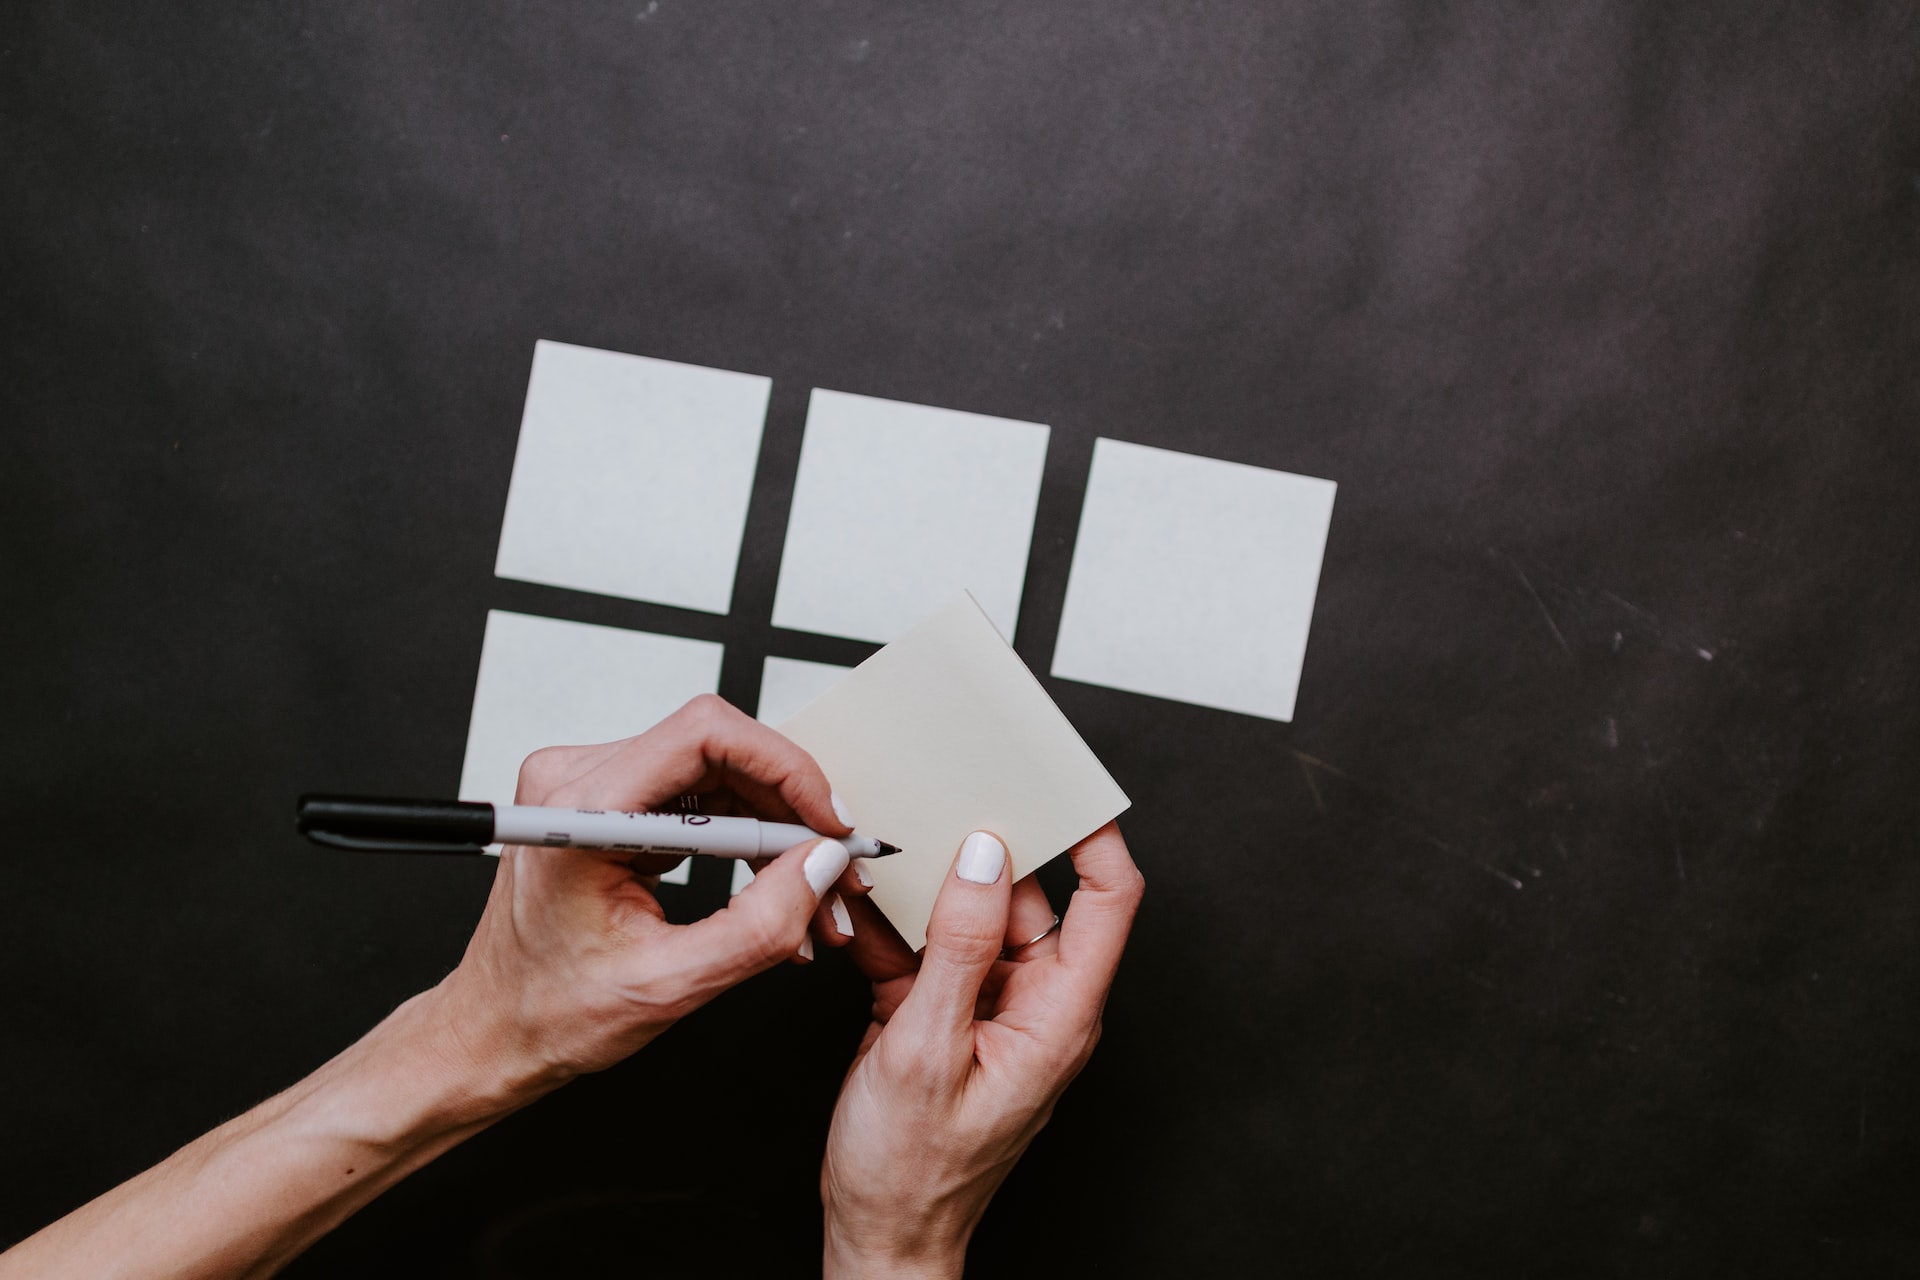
top-left (435, 693), bottom-right (858, 1099)
top-left (819, 822), bottom-right (1144, 1278)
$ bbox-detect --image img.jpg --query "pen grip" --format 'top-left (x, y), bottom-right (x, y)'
top-left (492, 806), bottom-right (766, 857)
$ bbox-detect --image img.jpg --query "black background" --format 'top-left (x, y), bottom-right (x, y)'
top-left (6, 2), bottom-right (1920, 1275)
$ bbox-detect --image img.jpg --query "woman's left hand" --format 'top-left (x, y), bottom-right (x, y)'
top-left (818, 822), bottom-right (1144, 1278)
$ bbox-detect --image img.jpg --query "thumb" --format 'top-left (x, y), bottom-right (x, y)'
top-left (656, 838), bottom-right (850, 996)
top-left (892, 831), bottom-right (1011, 1060)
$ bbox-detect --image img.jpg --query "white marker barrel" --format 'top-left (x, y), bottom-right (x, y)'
top-left (491, 806), bottom-right (817, 858)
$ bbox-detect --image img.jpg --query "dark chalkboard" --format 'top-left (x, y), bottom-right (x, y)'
top-left (5, 2), bottom-right (1919, 1275)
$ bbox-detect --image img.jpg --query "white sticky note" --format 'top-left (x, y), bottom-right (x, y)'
top-left (738, 660), bottom-right (849, 893)
top-left (657, 858), bottom-right (692, 886)
top-left (755, 656), bottom-right (853, 726)
top-left (1052, 439), bottom-right (1336, 722)
top-left (458, 610), bottom-right (724, 804)
top-left (771, 389), bottom-right (1050, 644)
top-left (779, 593), bottom-right (1129, 950)
top-left (494, 340), bottom-right (770, 614)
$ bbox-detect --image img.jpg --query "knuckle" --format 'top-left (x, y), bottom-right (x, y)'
top-left (658, 988), bottom-right (705, 1023)
top-left (515, 746), bottom-right (573, 802)
top-left (683, 692), bottom-right (733, 726)
top-left (629, 975), bottom-right (699, 1023)
top-left (932, 917), bottom-right (1005, 963)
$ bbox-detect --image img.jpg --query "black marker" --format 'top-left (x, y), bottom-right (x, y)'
top-left (296, 795), bottom-right (901, 859)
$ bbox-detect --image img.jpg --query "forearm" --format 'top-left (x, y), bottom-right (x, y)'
top-left (1, 984), bottom-right (555, 1280)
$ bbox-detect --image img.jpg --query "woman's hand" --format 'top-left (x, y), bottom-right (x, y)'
top-left (433, 693), bottom-right (860, 1104)
top-left (0, 695), bottom-right (865, 1280)
top-left (819, 822), bottom-right (1144, 1278)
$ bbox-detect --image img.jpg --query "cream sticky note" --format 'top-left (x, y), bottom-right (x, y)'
top-left (755, 655), bottom-right (854, 726)
top-left (770, 389), bottom-right (1050, 644)
top-left (1051, 438), bottom-right (1336, 722)
top-left (778, 593), bottom-right (1129, 950)
top-left (494, 340), bottom-right (770, 614)
top-left (458, 610), bottom-right (723, 804)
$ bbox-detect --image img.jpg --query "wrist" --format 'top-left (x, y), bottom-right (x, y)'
top-left (289, 990), bottom-right (541, 1162)
top-left (823, 1211), bottom-right (969, 1280)
top-left (399, 977), bottom-right (572, 1127)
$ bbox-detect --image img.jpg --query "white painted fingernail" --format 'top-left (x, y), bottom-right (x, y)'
top-left (853, 860), bottom-right (873, 889)
top-left (829, 895), bottom-right (854, 938)
top-left (831, 791), bottom-right (856, 829)
top-left (956, 831), bottom-right (1006, 885)
top-left (803, 838), bottom-right (850, 899)
top-left (797, 933), bottom-right (814, 961)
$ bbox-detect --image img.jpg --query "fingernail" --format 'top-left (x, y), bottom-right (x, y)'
top-left (956, 831), bottom-right (1006, 885)
top-left (796, 933), bottom-right (814, 961)
top-left (831, 791), bottom-right (856, 829)
top-left (829, 895), bottom-right (854, 938)
top-left (853, 860), bottom-right (874, 889)
top-left (804, 838), bottom-right (850, 899)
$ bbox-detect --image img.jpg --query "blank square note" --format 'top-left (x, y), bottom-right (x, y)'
top-left (494, 340), bottom-right (770, 614)
top-left (771, 389), bottom-right (1050, 644)
top-left (779, 593), bottom-right (1129, 950)
top-left (1051, 439), bottom-right (1336, 722)
top-left (458, 610), bottom-right (723, 805)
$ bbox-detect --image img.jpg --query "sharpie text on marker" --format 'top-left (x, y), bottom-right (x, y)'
top-left (295, 795), bottom-right (901, 860)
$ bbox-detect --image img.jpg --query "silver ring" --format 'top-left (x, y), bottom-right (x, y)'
top-left (1004, 914), bottom-right (1061, 957)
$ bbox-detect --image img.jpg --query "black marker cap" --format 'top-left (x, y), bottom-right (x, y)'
top-left (296, 795), bottom-right (496, 854)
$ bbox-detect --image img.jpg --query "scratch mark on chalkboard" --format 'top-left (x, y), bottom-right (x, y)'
top-left (1296, 757), bottom-right (1326, 813)
top-left (1302, 755), bottom-right (1536, 903)
top-left (1476, 862), bottom-right (1525, 892)
top-left (1415, 826), bottom-right (1524, 890)
top-left (1638, 740), bottom-right (1692, 886)
top-left (1492, 560), bottom-right (1730, 674)
top-left (1600, 590), bottom-right (1659, 625)
top-left (1290, 749), bottom-right (1350, 780)
top-left (1289, 751), bottom-right (1348, 815)
top-left (1500, 553), bottom-right (1574, 661)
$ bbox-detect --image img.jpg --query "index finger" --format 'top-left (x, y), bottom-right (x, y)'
top-left (543, 694), bottom-right (850, 838)
top-left (1057, 821), bottom-right (1145, 978)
